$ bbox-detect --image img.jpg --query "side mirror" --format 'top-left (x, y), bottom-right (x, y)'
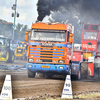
top-left (25, 31), bottom-right (29, 42)
top-left (25, 35), bottom-right (28, 42)
top-left (69, 33), bottom-right (73, 44)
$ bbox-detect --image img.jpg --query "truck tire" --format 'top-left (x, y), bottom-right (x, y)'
top-left (28, 70), bottom-right (36, 78)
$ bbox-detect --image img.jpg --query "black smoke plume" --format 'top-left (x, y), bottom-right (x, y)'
top-left (37, 0), bottom-right (100, 21)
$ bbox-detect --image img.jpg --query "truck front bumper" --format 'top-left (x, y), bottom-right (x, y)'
top-left (26, 63), bottom-right (69, 75)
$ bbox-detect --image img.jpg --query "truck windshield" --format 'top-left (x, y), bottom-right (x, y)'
top-left (30, 29), bottom-right (66, 42)
top-left (83, 31), bottom-right (97, 40)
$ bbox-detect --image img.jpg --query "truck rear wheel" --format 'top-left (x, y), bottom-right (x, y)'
top-left (28, 70), bottom-right (36, 78)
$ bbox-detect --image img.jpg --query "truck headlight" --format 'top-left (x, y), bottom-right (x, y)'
top-left (59, 66), bottom-right (64, 69)
top-left (58, 60), bottom-right (65, 64)
top-left (28, 65), bottom-right (32, 68)
top-left (28, 59), bottom-right (34, 62)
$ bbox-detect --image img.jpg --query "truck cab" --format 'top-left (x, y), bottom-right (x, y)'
top-left (25, 22), bottom-right (74, 78)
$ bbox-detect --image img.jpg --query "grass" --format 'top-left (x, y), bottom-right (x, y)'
top-left (76, 93), bottom-right (100, 99)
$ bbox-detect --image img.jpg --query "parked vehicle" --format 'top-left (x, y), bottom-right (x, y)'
top-left (0, 36), bottom-right (14, 63)
top-left (14, 41), bottom-right (28, 60)
top-left (73, 24), bottom-right (100, 79)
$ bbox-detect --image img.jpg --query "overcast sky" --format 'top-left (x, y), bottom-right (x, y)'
top-left (0, 0), bottom-right (48, 28)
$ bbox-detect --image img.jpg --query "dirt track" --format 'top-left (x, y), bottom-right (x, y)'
top-left (0, 60), bottom-right (100, 100)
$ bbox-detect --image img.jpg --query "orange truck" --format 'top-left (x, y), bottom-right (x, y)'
top-left (25, 22), bottom-right (80, 79)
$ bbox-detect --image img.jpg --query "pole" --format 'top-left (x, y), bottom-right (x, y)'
top-left (12, 0), bottom-right (17, 41)
top-left (71, 26), bottom-right (74, 58)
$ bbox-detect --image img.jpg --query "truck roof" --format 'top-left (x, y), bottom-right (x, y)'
top-left (31, 22), bottom-right (68, 30)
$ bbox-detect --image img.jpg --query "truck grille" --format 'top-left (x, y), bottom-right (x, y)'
top-left (29, 45), bottom-right (65, 64)
top-left (40, 48), bottom-right (53, 58)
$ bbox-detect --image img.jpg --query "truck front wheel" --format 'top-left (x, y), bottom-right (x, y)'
top-left (28, 70), bottom-right (36, 78)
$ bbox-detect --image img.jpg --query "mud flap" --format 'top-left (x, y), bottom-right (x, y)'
top-left (88, 63), bottom-right (94, 77)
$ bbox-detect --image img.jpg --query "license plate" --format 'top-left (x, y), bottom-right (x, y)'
top-left (41, 66), bottom-right (50, 68)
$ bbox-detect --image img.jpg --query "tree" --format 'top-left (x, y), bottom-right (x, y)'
top-left (0, 19), bottom-right (29, 44)
top-left (14, 23), bottom-right (28, 43)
